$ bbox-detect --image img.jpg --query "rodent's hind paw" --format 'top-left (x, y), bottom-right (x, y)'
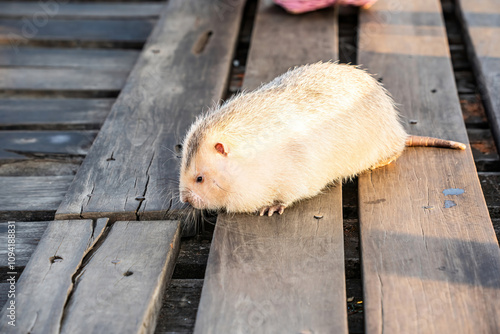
top-left (259, 203), bottom-right (287, 217)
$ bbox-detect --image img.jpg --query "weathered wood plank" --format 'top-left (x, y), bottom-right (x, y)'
top-left (196, 191), bottom-right (346, 333)
top-left (0, 221), bottom-right (49, 267)
top-left (0, 176), bottom-right (73, 221)
top-left (0, 46), bottom-right (139, 70)
top-left (0, 130), bottom-right (97, 159)
top-left (0, 2), bottom-right (163, 18)
top-left (55, 0), bottom-right (246, 227)
top-left (0, 18), bottom-right (155, 46)
top-left (0, 98), bottom-right (113, 130)
top-left (456, 0), bottom-right (500, 150)
top-left (358, 1), bottom-right (500, 333)
top-left (0, 219), bottom-right (180, 334)
top-left (0, 219), bottom-right (108, 333)
top-left (194, 1), bottom-right (346, 333)
top-left (0, 68), bottom-right (128, 92)
top-left (59, 221), bottom-right (180, 334)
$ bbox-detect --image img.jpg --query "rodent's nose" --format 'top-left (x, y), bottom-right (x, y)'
top-left (180, 192), bottom-right (190, 205)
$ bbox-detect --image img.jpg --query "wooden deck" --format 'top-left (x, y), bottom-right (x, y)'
top-left (1, 0), bottom-right (499, 333)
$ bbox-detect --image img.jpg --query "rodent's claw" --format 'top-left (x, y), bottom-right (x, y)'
top-left (259, 204), bottom-right (287, 216)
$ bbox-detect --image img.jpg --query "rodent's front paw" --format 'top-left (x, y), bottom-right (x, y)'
top-left (258, 203), bottom-right (287, 216)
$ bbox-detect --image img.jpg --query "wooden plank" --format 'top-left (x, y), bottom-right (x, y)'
top-left (55, 0), bottom-right (246, 226)
top-left (0, 130), bottom-right (97, 159)
top-left (456, 0), bottom-right (500, 150)
top-left (0, 98), bottom-right (113, 130)
top-left (0, 46), bottom-right (140, 70)
top-left (195, 191), bottom-right (346, 333)
top-left (0, 18), bottom-right (155, 46)
top-left (0, 219), bottom-right (108, 333)
top-left (0, 221), bottom-right (49, 268)
top-left (0, 68), bottom-right (128, 92)
top-left (156, 279), bottom-right (204, 334)
top-left (0, 219), bottom-right (180, 333)
top-left (0, 176), bottom-right (73, 221)
top-left (58, 221), bottom-right (180, 334)
top-left (194, 1), bottom-right (346, 333)
top-left (358, 1), bottom-right (500, 333)
top-left (0, 2), bottom-right (163, 19)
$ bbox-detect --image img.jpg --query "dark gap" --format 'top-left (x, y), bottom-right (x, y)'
top-left (339, 6), bottom-right (364, 334)
top-left (440, 0), bottom-right (500, 174)
top-left (338, 6), bottom-right (359, 65)
top-left (0, 40), bottom-right (146, 50)
top-left (0, 123), bottom-right (102, 131)
top-left (225, 0), bottom-right (257, 98)
top-left (0, 90), bottom-right (120, 99)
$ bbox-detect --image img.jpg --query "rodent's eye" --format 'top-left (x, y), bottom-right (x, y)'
top-left (196, 176), bottom-right (203, 183)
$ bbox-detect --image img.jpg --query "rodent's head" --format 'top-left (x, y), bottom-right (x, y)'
top-left (179, 136), bottom-right (235, 211)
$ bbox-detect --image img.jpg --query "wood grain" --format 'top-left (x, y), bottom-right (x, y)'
top-left (195, 1), bottom-right (346, 333)
top-left (0, 221), bottom-right (49, 268)
top-left (358, 1), bottom-right (500, 332)
top-left (0, 176), bottom-right (73, 221)
top-left (456, 0), bottom-right (500, 150)
top-left (195, 190), bottom-right (346, 333)
top-left (59, 221), bottom-right (180, 334)
top-left (0, 2), bottom-right (163, 19)
top-left (0, 68), bottom-right (128, 92)
top-left (0, 46), bottom-right (139, 70)
top-left (0, 18), bottom-right (155, 46)
top-left (0, 130), bottom-right (97, 159)
top-left (55, 0), bottom-right (246, 228)
top-left (0, 219), bottom-right (109, 333)
top-left (0, 98), bottom-right (113, 130)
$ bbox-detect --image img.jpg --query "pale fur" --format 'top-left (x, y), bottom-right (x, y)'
top-left (179, 62), bottom-right (407, 213)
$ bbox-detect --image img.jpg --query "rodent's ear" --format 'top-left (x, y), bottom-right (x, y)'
top-left (214, 143), bottom-right (228, 156)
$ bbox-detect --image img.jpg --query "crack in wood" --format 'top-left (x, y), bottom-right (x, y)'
top-left (58, 219), bottom-right (111, 333)
top-left (135, 152), bottom-right (154, 220)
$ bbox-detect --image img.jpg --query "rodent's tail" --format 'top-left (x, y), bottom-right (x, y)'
top-left (406, 135), bottom-right (466, 150)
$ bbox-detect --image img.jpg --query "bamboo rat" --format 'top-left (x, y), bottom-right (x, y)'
top-left (179, 62), bottom-right (465, 216)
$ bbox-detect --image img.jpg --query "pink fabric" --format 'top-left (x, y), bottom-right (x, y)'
top-left (274, 0), bottom-right (377, 13)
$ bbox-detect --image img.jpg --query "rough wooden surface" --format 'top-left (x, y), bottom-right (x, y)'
top-left (0, 2), bottom-right (163, 18)
top-left (0, 68), bottom-right (128, 92)
top-left (195, 1), bottom-right (346, 333)
top-left (0, 176), bottom-right (73, 221)
top-left (195, 190), bottom-right (346, 334)
top-left (0, 130), bottom-right (97, 159)
top-left (0, 18), bottom-right (155, 46)
top-left (0, 46), bottom-right (139, 70)
top-left (60, 220), bottom-right (181, 334)
top-left (0, 219), bottom-right (108, 333)
top-left (0, 98), bottom-right (113, 130)
top-left (0, 220), bottom-right (180, 334)
top-left (456, 0), bottom-right (500, 150)
top-left (358, 1), bottom-right (500, 332)
top-left (0, 221), bottom-right (49, 268)
top-left (56, 0), bottom-right (246, 228)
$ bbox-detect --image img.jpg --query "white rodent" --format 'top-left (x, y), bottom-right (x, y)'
top-left (179, 62), bottom-right (465, 216)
